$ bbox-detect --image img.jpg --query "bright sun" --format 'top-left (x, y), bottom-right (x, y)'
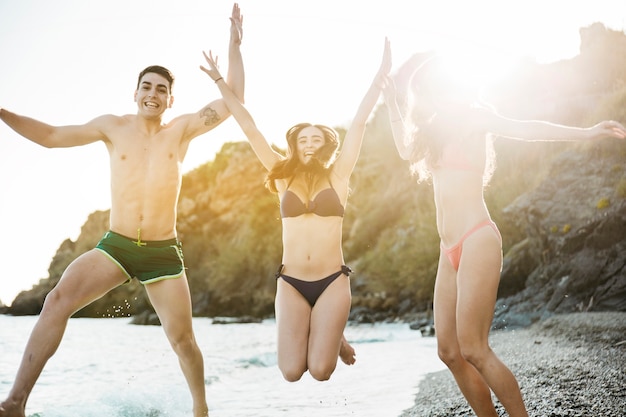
top-left (435, 45), bottom-right (521, 96)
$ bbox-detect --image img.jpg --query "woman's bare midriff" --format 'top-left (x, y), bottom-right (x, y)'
top-left (432, 170), bottom-right (492, 247)
top-left (281, 216), bottom-right (345, 281)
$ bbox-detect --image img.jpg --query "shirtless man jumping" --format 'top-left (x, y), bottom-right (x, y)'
top-left (0, 4), bottom-right (244, 417)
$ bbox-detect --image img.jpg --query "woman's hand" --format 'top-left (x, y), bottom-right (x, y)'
top-left (375, 37), bottom-right (392, 89)
top-left (199, 50), bottom-right (223, 83)
top-left (589, 120), bottom-right (626, 140)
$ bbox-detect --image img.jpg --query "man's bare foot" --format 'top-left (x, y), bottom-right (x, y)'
top-left (339, 335), bottom-right (356, 365)
top-left (0, 399), bottom-right (26, 417)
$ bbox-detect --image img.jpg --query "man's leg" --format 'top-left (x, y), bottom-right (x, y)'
top-left (0, 249), bottom-right (128, 417)
top-left (144, 274), bottom-right (208, 417)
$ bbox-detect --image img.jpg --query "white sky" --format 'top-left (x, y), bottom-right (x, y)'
top-left (1, 0), bottom-right (624, 305)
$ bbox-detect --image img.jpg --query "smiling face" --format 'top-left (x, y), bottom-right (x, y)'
top-left (134, 72), bottom-right (174, 119)
top-left (295, 125), bottom-right (326, 165)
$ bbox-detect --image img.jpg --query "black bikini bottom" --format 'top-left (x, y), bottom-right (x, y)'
top-left (275, 264), bottom-right (352, 307)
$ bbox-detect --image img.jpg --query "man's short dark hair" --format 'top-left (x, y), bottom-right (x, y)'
top-left (137, 65), bottom-right (175, 93)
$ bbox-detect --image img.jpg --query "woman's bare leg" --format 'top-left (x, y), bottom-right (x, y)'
top-left (456, 228), bottom-right (528, 417)
top-left (275, 278), bottom-right (311, 382)
top-left (434, 250), bottom-right (499, 417)
top-left (308, 275), bottom-right (352, 381)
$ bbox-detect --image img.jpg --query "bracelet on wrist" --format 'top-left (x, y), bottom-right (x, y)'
top-left (214, 77), bottom-right (223, 83)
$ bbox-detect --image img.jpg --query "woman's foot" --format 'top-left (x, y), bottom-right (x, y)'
top-left (339, 335), bottom-right (356, 365)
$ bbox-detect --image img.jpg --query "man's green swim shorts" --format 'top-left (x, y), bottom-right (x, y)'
top-left (95, 230), bottom-right (185, 284)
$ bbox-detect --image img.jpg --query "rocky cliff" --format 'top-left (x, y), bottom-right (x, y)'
top-left (494, 144), bottom-right (626, 328)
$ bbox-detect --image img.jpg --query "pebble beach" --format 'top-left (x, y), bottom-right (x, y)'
top-left (400, 312), bottom-right (626, 417)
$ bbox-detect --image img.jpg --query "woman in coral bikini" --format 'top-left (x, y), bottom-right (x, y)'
top-left (383, 53), bottom-right (625, 417)
top-left (200, 39), bottom-right (391, 382)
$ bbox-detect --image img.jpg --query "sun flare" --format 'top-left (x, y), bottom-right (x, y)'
top-left (435, 46), bottom-right (520, 97)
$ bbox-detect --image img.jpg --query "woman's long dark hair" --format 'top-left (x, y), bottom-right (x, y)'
top-left (265, 123), bottom-right (340, 193)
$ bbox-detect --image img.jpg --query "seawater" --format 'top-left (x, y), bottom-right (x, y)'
top-left (0, 316), bottom-right (445, 417)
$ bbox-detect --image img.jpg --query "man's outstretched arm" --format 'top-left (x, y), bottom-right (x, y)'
top-left (226, 2), bottom-right (245, 103)
top-left (0, 107), bottom-right (105, 148)
top-left (177, 3), bottom-right (245, 140)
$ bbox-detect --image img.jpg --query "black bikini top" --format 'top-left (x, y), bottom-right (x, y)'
top-left (280, 178), bottom-right (345, 218)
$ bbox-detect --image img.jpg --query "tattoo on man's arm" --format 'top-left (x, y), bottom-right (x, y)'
top-left (200, 106), bottom-right (221, 126)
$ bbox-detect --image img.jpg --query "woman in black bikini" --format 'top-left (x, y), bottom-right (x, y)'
top-left (383, 53), bottom-right (625, 416)
top-left (201, 38), bottom-right (391, 381)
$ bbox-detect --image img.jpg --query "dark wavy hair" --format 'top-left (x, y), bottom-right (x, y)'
top-left (265, 123), bottom-right (340, 193)
top-left (136, 65), bottom-right (175, 93)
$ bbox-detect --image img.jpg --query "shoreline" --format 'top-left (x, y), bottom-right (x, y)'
top-left (400, 312), bottom-right (626, 417)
